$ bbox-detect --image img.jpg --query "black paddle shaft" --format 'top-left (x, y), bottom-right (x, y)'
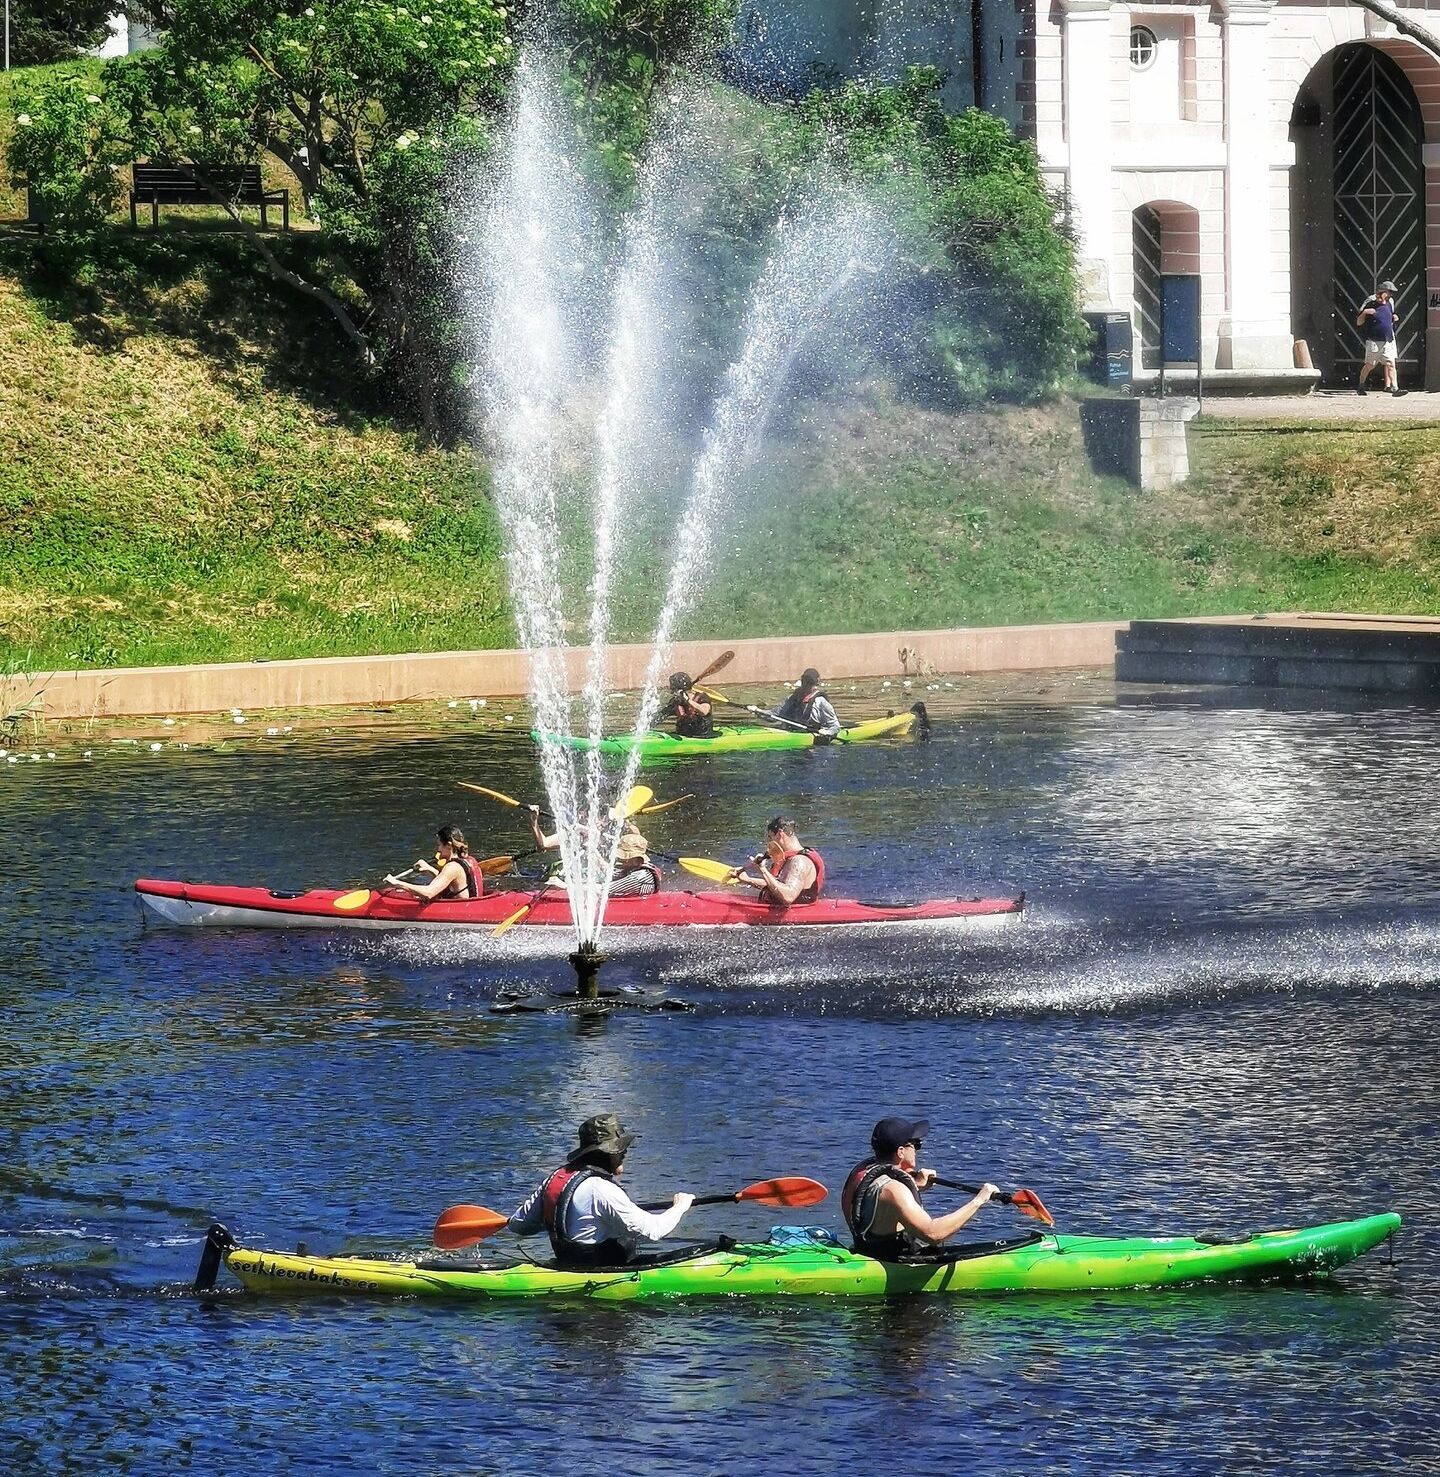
top-left (638, 1192), bottom-right (737, 1212)
top-left (933, 1175), bottom-right (1017, 1207)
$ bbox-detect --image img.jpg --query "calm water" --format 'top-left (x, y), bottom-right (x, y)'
top-left (0, 674), bottom-right (1434, 1474)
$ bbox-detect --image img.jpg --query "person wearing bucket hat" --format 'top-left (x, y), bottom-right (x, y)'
top-left (662, 671), bottom-right (714, 738)
top-left (775, 667), bottom-right (841, 743)
top-left (507, 1114), bottom-right (696, 1269)
top-left (840, 1116), bottom-right (999, 1260)
top-left (1356, 281), bottom-right (1407, 397)
top-left (526, 810), bottom-right (663, 897)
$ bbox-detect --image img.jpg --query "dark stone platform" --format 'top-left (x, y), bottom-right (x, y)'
top-left (1115, 613), bottom-right (1440, 693)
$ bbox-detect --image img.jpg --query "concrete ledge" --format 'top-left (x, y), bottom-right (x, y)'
top-left (2, 622), bottom-right (1125, 720)
top-left (1128, 367), bottom-right (1321, 396)
top-left (1116, 612), bottom-right (1440, 692)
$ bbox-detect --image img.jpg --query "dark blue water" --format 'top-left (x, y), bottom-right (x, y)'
top-left (1, 675), bottom-right (1434, 1474)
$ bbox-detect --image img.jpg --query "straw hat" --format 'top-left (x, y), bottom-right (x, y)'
top-left (616, 825), bottom-right (649, 863)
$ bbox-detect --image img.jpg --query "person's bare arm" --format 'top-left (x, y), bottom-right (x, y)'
top-left (883, 1180), bottom-right (997, 1244)
top-left (387, 860), bottom-right (464, 899)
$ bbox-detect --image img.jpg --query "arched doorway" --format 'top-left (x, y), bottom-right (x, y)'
top-left (1132, 201), bottom-right (1200, 369)
top-left (1290, 44), bottom-right (1426, 386)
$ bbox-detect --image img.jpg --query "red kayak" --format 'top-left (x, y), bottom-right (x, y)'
top-left (134, 878), bottom-right (1024, 933)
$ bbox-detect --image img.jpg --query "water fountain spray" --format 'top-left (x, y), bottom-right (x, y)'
top-left (469, 50), bottom-right (888, 997)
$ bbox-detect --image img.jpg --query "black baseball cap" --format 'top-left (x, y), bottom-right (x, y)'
top-left (871, 1115), bottom-right (931, 1156)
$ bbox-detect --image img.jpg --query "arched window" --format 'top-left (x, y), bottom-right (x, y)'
top-left (1129, 25), bottom-right (1158, 71)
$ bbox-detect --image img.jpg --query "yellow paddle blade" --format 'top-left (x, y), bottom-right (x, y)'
top-left (695, 684), bottom-right (731, 705)
top-left (678, 856), bottom-right (741, 884)
top-left (476, 854), bottom-right (516, 876)
top-left (457, 782), bottom-right (523, 808)
top-left (610, 785), bottom-right (653, 820)
top-left (333, 889), bottom-right (373, 912)
top-left (491, 902), bottom-right (533, 937)
top-left (639, 793), bottom-right (694, 815)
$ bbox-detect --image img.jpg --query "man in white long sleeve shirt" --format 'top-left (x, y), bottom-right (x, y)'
top-left (508, 1113), bottom-right (696, 1269)
top-left (775, 668), bottom-right (841, 742)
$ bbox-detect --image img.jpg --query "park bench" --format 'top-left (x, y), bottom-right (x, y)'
top-left (130, 162), bottom-right (290, 231)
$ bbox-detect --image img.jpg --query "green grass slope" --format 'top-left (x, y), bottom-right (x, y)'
top-left (3, 233), bottom-right (1439, 672)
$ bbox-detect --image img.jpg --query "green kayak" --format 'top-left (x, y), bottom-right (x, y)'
top-left (206, 1213), bottom-right (1399, 1302)
top-left (537, 709), bottom-right (918, 757)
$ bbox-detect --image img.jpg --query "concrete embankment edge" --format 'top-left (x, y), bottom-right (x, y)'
top-left (3, 622), bottom-right (1126, 719)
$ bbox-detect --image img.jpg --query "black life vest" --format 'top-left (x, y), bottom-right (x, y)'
top-left (539, 1165), bottom-right (630, 1268)
top-left (775, 847), bottom-right (824, 904)
top-left (778, 689), bottom-right (824, 729)
top-left (673, 696), bottom-right (714, 739)
top-left (841, 1158), bottom-right (920, 1260)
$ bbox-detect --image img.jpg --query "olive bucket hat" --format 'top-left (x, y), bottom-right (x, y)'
top-left (566, 1113), bottom-right (638, 1167)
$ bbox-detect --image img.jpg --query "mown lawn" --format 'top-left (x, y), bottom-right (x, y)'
top-left (4, 226), bottom-right (1440, 671)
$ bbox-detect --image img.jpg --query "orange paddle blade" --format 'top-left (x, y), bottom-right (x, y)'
top-left (735, 1176), bottom-right (828, 1208)
top-left (333, 889), bottom-right (372, 912)
top-left (476, 854), bottom-right (516, 876)
top-left (1009, 1188), bottom-right (1055, 1227)
top-left (432, 1204), bottom-right (510, 1250)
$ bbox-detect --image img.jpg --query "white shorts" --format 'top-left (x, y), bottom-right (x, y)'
top-left (1363, 339), bottom-right (1397, 365)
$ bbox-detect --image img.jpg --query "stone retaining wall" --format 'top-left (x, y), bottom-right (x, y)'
top-left (2, 622), bottom-right (1125, 720)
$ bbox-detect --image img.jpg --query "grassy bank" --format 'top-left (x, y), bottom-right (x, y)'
top-left (3, 232), bottom-right (1440, 670)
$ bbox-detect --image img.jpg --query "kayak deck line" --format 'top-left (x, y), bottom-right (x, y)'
top-left (135, 879), bottom-right (1026, 933)
top-left (201, 1212), bottom-right (1402, 1302)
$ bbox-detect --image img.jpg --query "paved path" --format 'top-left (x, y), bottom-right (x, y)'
top-left (1201, 390), bottom-right (1440, 421)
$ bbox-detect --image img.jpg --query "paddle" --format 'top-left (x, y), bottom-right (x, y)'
top-left (638, 793), bottom-right (694, 815)
top-left (933, 1176), bottom-right (1055, 1228)
top-left (432, 1175), bottom-right (828, 1252)
top-left (491, 878), bottom-right (560, 936)
top-left (473, 848), bottom-right (541, 877)
top-left (696, 686), bottom-right (851, 744)
top-left (612, 784), bottom-right (653, 819)
top-left (458, 782), bottom-right (553, 820)
top-left (688, 649), bottom-right (735, 687)
top-left (678, 856), bottom-right (743, 885)
top-left (334, 864), bottom-right (429, 912)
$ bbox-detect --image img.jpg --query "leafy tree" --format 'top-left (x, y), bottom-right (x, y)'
top-left (552, 0), bottom-right (738, 194)
top-left (772, 68), bottom-right (1088, 403)
top-left (5, 1), bottom-right (112, 65)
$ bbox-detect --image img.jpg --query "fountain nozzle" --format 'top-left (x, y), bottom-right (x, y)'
top-left (568, 943), bottom-right (607, 1000)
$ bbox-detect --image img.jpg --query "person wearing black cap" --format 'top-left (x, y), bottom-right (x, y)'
top-left (775, 668), bottom-right (841, 743)
top-left (1356, 281), bottom-right (1406, 397)
top-left (507, 1113), bottom-right (696, 1269)
top-left (662, 671), bottom-right (714, 738)
top-left (840, 1116), bottom-right (998, 1260)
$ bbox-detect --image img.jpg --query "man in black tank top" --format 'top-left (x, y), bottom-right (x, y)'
top-left (842, 1116), bottom-right (999, 1258)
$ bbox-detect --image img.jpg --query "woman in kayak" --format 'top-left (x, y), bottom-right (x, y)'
top-left (774, 667), bottom-right (840, 743)
top-left (732, 817), bottom-right (824, 906)
top-left (662, 671), bottom-right (714, 738)
top-left (842, 1116), bottom-right (998, 1259)
top-left (527, 811), bottom-right (662, 896)
top-left (507, 1113), bottom-right (696, 1269)
top-left (385, 824), bottom-right (483, 899)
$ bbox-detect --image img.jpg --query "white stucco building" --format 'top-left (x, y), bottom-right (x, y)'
top-left (735, 0), bottom-right (1440, 388)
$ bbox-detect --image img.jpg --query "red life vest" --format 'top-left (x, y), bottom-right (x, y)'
top-left (775, 847), bottom-right (824, 904)
top-left (841, 1158), bottom-right (919, 1260)
top-left (539, 1165), bottom-right (629, 1267)
top-left (453, 855), bottom-right (483, 899)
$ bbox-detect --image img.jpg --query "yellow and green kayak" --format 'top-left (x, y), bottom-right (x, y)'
top-left (539, 710), bottom-right (919, 757)
top-left (204, 1213), bottom-right (1399, 1302)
